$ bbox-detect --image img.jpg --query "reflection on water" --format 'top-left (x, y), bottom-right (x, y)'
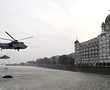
top-left (0, 66), bottom-right (110, 90)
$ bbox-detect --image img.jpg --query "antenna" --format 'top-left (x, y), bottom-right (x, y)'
top-left (76, 32), bottom-right (78, 40)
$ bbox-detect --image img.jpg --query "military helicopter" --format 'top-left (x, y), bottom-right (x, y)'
top-left (0, 31), bottom-right (32, 51)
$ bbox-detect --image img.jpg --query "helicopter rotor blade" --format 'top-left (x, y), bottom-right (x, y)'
top-left (5, 31), bottom-right (16, 41)
top-left (19, 36), bottom-right (33, 41)
top-left (0, 37), bottom-right (13, 41)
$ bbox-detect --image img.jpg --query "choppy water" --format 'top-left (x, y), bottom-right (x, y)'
top-left (0, 66), bottom-right (110, 90)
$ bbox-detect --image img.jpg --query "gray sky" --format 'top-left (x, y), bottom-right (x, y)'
top-left (0, 0), bottom-right (110, 63)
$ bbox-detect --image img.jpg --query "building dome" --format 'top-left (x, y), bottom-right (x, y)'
top-left (75, 40), bottom-right (79, 44)
top-left (105, 14), bottom-right (110, 23)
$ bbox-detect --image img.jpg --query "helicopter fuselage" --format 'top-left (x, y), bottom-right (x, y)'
top-left (0, 41), bottom-right (27, 51)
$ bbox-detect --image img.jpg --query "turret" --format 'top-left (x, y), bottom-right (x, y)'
top-left (101, 14), bottom-right (110, 33)
top-left (101, 22), bottom-right (105, 33)
top-left (74, 40), bottom-right (79, 44)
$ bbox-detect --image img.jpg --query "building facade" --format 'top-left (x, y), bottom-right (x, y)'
top-left (74, 14), bottom-right (110, 66)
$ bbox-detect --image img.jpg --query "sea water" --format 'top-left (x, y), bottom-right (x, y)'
top-left (0, 66), bottom-right (110, 90)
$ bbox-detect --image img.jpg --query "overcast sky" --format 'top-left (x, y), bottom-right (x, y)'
top-left (0, 0), bottom-right (110, 63)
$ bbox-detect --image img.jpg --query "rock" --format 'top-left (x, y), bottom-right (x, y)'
top-left (2, 75), bottom-right (13, 78)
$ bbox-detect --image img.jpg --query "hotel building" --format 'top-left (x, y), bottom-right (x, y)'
top-left (74, 14), bottom-right (110, 66)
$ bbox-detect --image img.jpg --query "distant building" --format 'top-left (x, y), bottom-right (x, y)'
top-left (74, 14), bottom-right (110, 66)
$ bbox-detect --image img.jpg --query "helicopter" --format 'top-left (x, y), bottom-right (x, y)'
top-left (0, 31), bottom-right (32, 51)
